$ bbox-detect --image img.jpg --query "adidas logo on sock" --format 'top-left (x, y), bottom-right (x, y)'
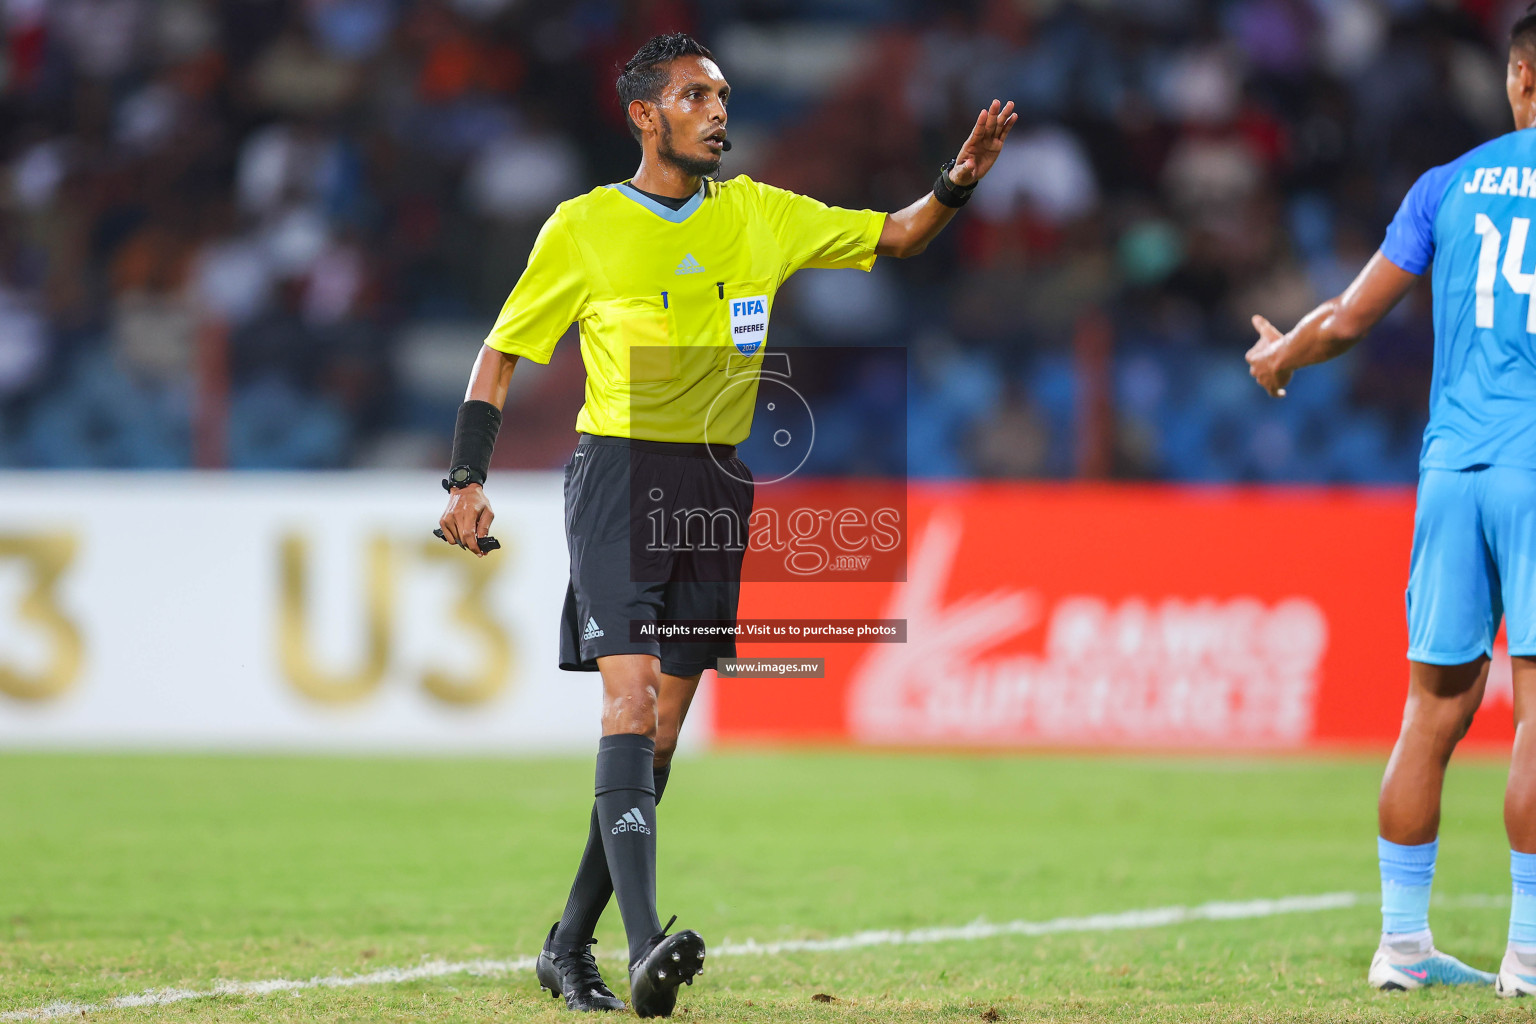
top-left (675, 253), bottom-right (705, 275)
top-left (611, 806), bottom-right (652, 835)
top-left (583, 616), bottom-right (604, 640)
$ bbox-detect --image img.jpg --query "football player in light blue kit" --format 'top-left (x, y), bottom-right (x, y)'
top-left (1245, 9), bottom-right (1536, 997)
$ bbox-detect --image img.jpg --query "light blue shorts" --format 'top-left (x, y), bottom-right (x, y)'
top-left (1407, 465), bottom-right (1536, 664)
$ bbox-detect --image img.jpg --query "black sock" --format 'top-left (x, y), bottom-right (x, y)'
top-left (593, 734), bottom-right (662, 963)
top-left (553, 762), bottom-right (672, 948)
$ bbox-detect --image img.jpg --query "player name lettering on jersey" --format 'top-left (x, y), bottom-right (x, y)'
top-left (1464, 166), bottom-right (1536, 197)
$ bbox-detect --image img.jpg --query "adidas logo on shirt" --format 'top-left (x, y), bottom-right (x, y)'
top-left (583, 616), bottom-right (604, 640)
top-left (611, 806), bottom-right (652, 835)
top-left (675, 253), bottom-right (705, 275)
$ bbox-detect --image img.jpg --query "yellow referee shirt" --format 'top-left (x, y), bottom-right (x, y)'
top-left (483, 175), bottom-right (884, 444)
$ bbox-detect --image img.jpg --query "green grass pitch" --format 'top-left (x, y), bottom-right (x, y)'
top-left (0, 750), bottom-right (1526, 1022)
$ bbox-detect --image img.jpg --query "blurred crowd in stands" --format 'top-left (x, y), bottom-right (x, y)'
top-left (0, 0), bottom-right (1522, 479)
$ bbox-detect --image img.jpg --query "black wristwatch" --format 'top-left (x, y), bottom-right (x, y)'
top-left (442, 465), bottom-right (485, 491)
top-left (933, 158), bottom-right (978, 208)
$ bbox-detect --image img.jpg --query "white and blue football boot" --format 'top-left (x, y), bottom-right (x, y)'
top-left (1496, 948), bottom-right (1536, 997)
top-left (1368, 942), bottom-right (1495, 991)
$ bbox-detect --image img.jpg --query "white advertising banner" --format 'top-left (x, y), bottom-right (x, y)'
top-left (0, 472), bottom-right (709, 752)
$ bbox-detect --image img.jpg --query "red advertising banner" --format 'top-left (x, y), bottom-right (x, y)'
top-left (714, 484), bottom-right (1516, 752)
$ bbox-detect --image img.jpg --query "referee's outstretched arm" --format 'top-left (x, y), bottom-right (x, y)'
top-left (437, 345), bottom-right (517, 557)
top-left (877, 99), bottom-right (1017, 259)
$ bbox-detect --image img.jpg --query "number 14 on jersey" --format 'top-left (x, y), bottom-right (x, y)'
top-left (1474, 213), bottom-right (1536, 329)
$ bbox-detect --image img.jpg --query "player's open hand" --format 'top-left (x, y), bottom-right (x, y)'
top-left (1246, 315), bottom-right (1293, 398)
top-left (439, 483), bottom-right (495, 557)
top-left (950, 99), bottom-right (1017, 187)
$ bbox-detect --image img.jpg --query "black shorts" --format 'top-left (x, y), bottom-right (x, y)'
top-left (559, 433), bottom-right (754, 677)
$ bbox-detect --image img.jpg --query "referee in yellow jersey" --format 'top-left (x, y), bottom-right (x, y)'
top-left (437, 32), bottom-right (1015, 1017)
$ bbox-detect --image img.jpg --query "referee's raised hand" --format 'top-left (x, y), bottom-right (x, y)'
top-left (439, 482), bottom-right (495, 557)
top-left (949, 99), bottom-right (1017, 187)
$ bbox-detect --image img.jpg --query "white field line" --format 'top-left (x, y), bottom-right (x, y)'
top-left (0, 891), bottom-right (1499, 1021)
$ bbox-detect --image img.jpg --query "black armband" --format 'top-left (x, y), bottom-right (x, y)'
top-left (932, 158), bottom-right (977, 209)
top-left (443, 400), bottom-right (502, 491)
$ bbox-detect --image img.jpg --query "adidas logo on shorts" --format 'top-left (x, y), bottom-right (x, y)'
top-left (583, 616), bottom-right (604, 640)
top-left (612, 807), bottom-right (652, 835)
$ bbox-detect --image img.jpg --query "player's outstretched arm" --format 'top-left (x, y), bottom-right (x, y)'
top-left (438, 345), bottom-right (519, 557)
top-left (1246, 252), bottom-right (1418, 397)
top-left (876, 99), bottom-right (1017, 259)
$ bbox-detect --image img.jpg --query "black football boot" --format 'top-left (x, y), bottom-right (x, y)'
top-left (535, 923), bottom-right (626, 1012)
top-left (627, 915), bottom-right (706, 1019)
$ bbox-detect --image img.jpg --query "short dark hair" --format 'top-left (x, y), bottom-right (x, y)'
top-left (616, 32), bottom-right (714, 142)
top-left (1514, 3), bottom-right (1536, 58)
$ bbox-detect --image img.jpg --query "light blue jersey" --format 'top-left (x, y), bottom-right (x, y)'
top-left (1385, 129), bottom-right (1536, 664)
top-left (1383, 128), bottom-right (1536, 470)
